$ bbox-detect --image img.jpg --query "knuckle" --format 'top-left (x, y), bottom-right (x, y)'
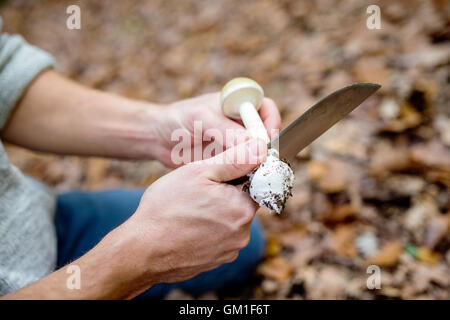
top-left (225, 252), bottom-right (239, 263)
top-left (235, 204), bottom-right (255, 225)
top-left (227, 216), bottom-right (242, 233)
top-left (237, 233), bottom-right (251, 250)
top-left (264, 97), bottom-right (275, 105)
top-left (243, 207), bottom-right (255, 224)
top-left (229, 209), bottom-right (248, 226)
top-left (227, 205), bottom-right (254, 232)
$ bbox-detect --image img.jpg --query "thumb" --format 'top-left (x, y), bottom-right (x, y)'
top-left (201, 138), bottom-right (267, 182)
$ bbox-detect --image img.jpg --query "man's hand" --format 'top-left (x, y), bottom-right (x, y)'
top-left (3, 71), bottom-right (280, 167)
top-left (3, 139), bottom-right (267, 299)
top-left (123, 138), bottom-right (267, 286)
top-left (153, 93), bottom-right (281, 167)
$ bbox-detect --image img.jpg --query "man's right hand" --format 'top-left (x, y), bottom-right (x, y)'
top-left (116, 138), bottom-right (267, 292)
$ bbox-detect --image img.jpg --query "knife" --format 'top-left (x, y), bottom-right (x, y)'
top-left (224, 82), bottom-right (380, 185)
top-left (269, 83), bottom-right (380, 161)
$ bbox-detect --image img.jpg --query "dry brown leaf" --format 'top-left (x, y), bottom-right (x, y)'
top-left (424, 214), bottom-right (450, 248)
top-left (410, 139), bottom-right (450, 169)
top-left (284, 185), bottom-right (311, 214)
top-left (85, 158), bottom-right (110, 190)
top-left (330, 224), bottom-right (358, 258)
top-left (353, 56), bottom-right (390, 91)
top-left (324, 204), bottom-right (356, 223)
top-left (405, 199), bottom-right (439, 233)
top-left (265, 236), bottom-right (282, 257)
top-left (384, 174), bottom-right (426, 197)
top-left (257, 257), bottom-right (293, 282)
top-left (306, 160), bottom-right (348, 193)
top-left (165, 289), bottom-right (194, 300)
top-left (369, 140), bottom-right (411, 174)
top-left (368, 240), bottom-right (403, 267)
top-left (275, 226), bottom-right (307, 247)
top-left (314, 120), bottom-right (373, 161)
top-left (311, 192), bottom-right (333, 218)
top-left (290, 236), bottom-right (324, 267)
top-left (435, 116), bottom-right (450, 147)
top-left (378, 103), bottom-right (423, 132)
top-left (301, 266), bottom-right (347, 300)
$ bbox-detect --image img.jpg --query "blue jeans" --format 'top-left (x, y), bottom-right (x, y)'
top-left (54, 189), bottom-right (265, 299)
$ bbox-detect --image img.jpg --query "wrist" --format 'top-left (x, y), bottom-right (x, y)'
top-left (92, 221), bottom-right (159, 299)
top-left (134, 101), bottom-right (178, 165)
top-left (115, 97), bottom-right (167, 161)
top-left (62, 221), bottom-right (158, 299)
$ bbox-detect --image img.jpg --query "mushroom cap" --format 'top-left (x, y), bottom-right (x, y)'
top-left (220, 77), bottom-right (264, 119)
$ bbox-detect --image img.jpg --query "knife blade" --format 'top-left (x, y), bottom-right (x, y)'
top-left (228, 82), bottom-right (380, 185)
top-left (269, 83), bottom-right (381, 161)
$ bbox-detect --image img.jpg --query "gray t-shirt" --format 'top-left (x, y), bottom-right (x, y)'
top-left (0, 18), bottom-right (57, 296)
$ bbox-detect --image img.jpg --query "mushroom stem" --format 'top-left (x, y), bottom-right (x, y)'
top-left (239, 101), bottom-right (270, 144)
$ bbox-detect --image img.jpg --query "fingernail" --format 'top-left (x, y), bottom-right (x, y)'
top-left (248, 138), bottom-right (267, 159)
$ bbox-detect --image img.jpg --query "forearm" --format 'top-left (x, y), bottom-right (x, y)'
top-left (2, 224), bottom-right (154, 300)
top-left (2, 70), bottom-right (165, 160)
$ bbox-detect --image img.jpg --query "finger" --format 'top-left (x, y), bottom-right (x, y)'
top-left (235, 187), bottom-right (260, 216)
top-left (191, 92), bottom-right (220, 106)
top-left (201, 138), bottom-right (267, 182)
top-left (259, 97), bottom-right (281, 139)
top-left (205, 116), bottom-right (251, 150)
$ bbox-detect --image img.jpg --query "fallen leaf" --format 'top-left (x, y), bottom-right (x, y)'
top-left (265, 236), bottom-right (282, 257)
top-left (165, 289), bottom-right (194, 300)
top-left (306, 160), bottom-right (349, 193)
top-left (353, 56), bottom-right (390, 91)
top-left (435, 115), bottom-right (450, 147)
top-left (416, 247), bottom-right (441, 265)
top-left (424, 214), bottom-right (450, 248)
top-left (85, 158), bottom-right (110, 189)
top-left (322, 204), bottom-right (356, 223)
top-left (257, 257), bottom-right (293, 282)
top-left (291, 236), bottom-right (324, 267)
top-left (369, 139), bottom-right (411, 174)
top-left (378, 102), bottom-right (423, 132)
top-left (410, 139), bottom-right (450, 169)
top-left (405, 199), bottom-right (439, 233)
top-left (330, 224), bottom-right (358, 258)
top-left (368, 240), bottom-right (403, 267)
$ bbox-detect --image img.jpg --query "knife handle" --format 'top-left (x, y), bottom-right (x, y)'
top-left (228, 175), bottom-right (249, 186)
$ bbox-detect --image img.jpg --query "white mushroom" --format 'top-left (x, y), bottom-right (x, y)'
top-left (220, 77), bottom-right (294, 213)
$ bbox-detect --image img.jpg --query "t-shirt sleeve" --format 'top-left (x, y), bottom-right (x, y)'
top-left (0, 18), bottom-right (55, 130)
